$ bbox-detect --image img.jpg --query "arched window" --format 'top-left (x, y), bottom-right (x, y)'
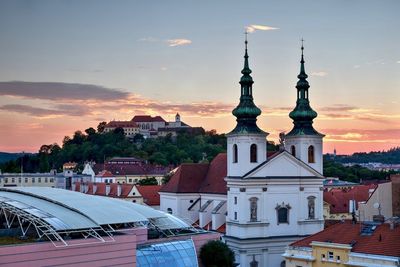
top-left (233, 144), bottom-right (238, 163)
top-left (167, 208), bottom-right (172, 214)
top-left (276, 203), bottom-right (291, 224)
top-left (250, 144), bottom-right (257, 163)
top-left (249, 197), bottom-right (258, 222)
top-left (307, 196), bottom-right (316, 219)
top-left (308, 145), bottom-right (315, 163)
top-left (290, 145), bottom-right (296, 157)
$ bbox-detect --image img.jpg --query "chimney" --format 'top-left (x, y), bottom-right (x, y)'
top-left (106, 184), bottom-right (110, 196)
top-left (117, 184), bottom-right (121, 196)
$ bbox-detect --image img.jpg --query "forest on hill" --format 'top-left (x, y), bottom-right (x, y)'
top-left (0, 123), bottom-right (397, 183)
top-left (326, 147), bottom-right (400, 164)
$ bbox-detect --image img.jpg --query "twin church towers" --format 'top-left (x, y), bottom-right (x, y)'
top-left (227, 37), bottom-right (324, 177)
top-left (224, 37), bottom-right (325, 266)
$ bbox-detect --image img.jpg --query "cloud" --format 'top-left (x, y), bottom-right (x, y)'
top-left (166, 39), bottom-right (192, 47)
top-left (0, 81), bottom-right (129, 101)
top-left (353, 65), bottom-right (361, 69)
top-left (311, 71), bottom-right (328, 77)
top-left (246, 24), bottom-right (279, 33)
top-left (324, 128), bottom-right (400, 143)
top-left (138, 37), bottom-right (159, 42)
top-left (0, 104), bottom-right (92, 118)
top-left (319, 104), bottom-right (357, 112)
top-left (397, 60), bottom-right (400, 64)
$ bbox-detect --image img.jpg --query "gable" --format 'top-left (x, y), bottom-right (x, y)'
top-left (244, 151), bottom-right (323, 178)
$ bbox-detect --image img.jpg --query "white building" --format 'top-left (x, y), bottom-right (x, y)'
top-left (160, 40), bottom-right (325, 267)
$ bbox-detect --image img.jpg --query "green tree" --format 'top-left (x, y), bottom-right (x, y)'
top-left (97, 121), bottom-right (107, 133)
top-left (200, 240), bottom-right (235, 267)
top-left (138, 177), bottom-right (158, 185)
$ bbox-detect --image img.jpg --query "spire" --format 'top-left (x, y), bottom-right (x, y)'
top-left (229, 34), bottom-right (264, 135)
top-left (287, 41), bottom-right (321, 136)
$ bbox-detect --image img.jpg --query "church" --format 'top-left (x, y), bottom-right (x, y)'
top-left (160, 38), bottom-right (325, 267)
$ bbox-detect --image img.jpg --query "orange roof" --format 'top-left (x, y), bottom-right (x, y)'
top-left (136, 185), bottom-right (162, 206)
top-left (323, 184), bottom-right (377, 214)
top-left (96, 170), bottom-right (114, 178)
top-left (291, 220), bottom-right (400, 257)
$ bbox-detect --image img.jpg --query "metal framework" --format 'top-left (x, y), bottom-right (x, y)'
top-left (0, 196), bottom-right (115, 247)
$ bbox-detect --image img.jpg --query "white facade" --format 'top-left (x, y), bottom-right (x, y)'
top-left (227, 133), bottom-right (267, 177)
top-left (284, 135), bottom-right (324, 174)
top-left (225, 152), bottom-right (324, 267)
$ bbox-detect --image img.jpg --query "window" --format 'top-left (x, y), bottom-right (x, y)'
top-left (167, 208), bottom-right (173, 214)
top-left (38, 177), bottom-right (41, 183)
top-left (233, 144), bottom-right (238, 163)
top-left (328, 251), bottom-right (334, 260)
top-left (307, 196), bottom-right (316, 219)
top-left (249, 197), bottom-right (258, 222)
top-left (45, 177), bottom-right (48, 183)
top-left (11, 178), bottom-right (15, 183)
top-left (276, 203), bottom-right (291, 224)
top-left (321, 254), bottom-right (326, 260)
top-left (250, 144), bottom-right (257, 163)
top-left (50, 178), bottom-right (54, 183)
top-left (32, 178), bottom-right (35, 183)
top-left (4, 178), bottom-right (8, 183)
top-left (308, 145), bottom-right (315, 163)
top-left (25, 177), bottom-right (28, 183)
top-left (336, 255), bottom-right (341, 262)
top-left (291, 145), bottom-right (296, 157)
top-left (234, 196), bottom-right (237, 205)
top-left (234, 212), bottom-right (237, 220)
top-left (18, 178), bottom-right (21, 184)
top-left (250, 255), bottom-right (258, 267)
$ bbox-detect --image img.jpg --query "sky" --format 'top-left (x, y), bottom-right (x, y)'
top-left (0, 0), bottom-right (399, 154)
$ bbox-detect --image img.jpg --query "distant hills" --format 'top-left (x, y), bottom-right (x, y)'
top-left (326, 147), bottom-right (400, 164)
top-left (0, 152), bottom-right (25, 164)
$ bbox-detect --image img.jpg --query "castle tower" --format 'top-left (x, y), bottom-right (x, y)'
top-left (285, 42), bottom-right (325, 174)
top-left (226, 36), bottom-right (268, 177)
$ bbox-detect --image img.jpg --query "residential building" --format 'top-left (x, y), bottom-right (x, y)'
top-left (103, 120), bottom-right (140, 137)
top-left (283, 220), bottom-right (400, 267)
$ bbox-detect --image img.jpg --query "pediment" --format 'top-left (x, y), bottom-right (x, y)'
top-left (243, 151), bottom-right (323, 178)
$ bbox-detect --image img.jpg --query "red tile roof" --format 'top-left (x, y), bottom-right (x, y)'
top-left (131, 115), bottom-right (166, 123)
top-left (96, 170), bottom-right (114, 178)
top-left (291, 220), bottom-right (400, 257)
top-left (93, 163), bottom-right (170, 176)
top-left (136, 185), bottom-right (162, 206)
top-left (159, 163), bottom-right (209, 193)
top-left (105, 121), bottom-right (138, 128)
top-left (324, 184), bottom-right (377, 214)
top-left (199, 153), bottom-right (227, 194)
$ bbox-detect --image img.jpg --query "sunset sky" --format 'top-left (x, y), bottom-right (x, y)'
top-left (0, 0), bottom-right (399, 154)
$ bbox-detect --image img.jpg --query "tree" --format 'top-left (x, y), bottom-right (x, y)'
top-left (138, 177), bottom-right (158, 185)
top-left (200, 240), bottom-right (235, 267)
top-left (85, 127), bottom-right (96, 136)
top-left (97, 121), bottom-right (107, 133)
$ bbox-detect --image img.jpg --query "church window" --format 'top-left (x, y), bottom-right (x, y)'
top-left (308, 145), bottom-right (315, 163)
top-left (291, 145), bottom-right (296, 157)
top-left (307, 196), bottom-right (316, 219)
top-left (276, 203), bottom-right (291, 224)
top-left (167, 208), bottom-right (172, 214)
top-left (234, 196), bottom-right (237, 205)
top-left (250, 144), bottom-right (257, 163)
top-left (249, 197), bottom-right (258, 222)
top-left (234, 212), bottom-right (237, 220)
top-left (280, 261), bottom-right (286, 267)
top-left (233, 144), bottom-right (238, 163)
top-left (250, 255), bottom-right (258, 267)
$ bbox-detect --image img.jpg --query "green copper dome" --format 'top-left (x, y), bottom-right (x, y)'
top-left (229, 38), bottom-right (265, 135)
top-left (287, 44), bottom-right (323, 137)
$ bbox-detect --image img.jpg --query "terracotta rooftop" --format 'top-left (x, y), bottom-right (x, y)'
top-left (324, 184), bottom-right (377, 214)
top-left (136, 185), bottom-right (162, 206)
top-left (159, 163), bottom-right (209, 193)
top-left (199, 153), bottom-right (227, 194)
top-left (96, 170), bottom-right (114, 178)
top-left (131, 115), bottom-right (166, 123)
top-left (291, 220), bottom-right (400, 257)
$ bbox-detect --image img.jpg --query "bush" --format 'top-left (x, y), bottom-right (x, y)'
top-left (200, 240), bottom-right (235, 267)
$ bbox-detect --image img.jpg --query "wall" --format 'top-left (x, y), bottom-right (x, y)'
top-left (358, 182), bottom-right (393, 221)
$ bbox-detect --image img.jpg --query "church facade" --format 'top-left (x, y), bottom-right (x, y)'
top-left (160, 39), bottom-right (325, 267)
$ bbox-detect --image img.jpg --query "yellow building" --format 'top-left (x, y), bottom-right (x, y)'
top-left (283, 220), bottom-right (400, 267)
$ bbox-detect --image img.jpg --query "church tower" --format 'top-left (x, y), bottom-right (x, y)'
top-left (226, 36), bottom-right (267, 177)
top-left (285, 43), bottom-right (325, 174)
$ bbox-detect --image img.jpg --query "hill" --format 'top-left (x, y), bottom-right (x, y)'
top-left (0, 152), bottom-right (24, 164)
top-left (326, 147), bottom-right (400, 164)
